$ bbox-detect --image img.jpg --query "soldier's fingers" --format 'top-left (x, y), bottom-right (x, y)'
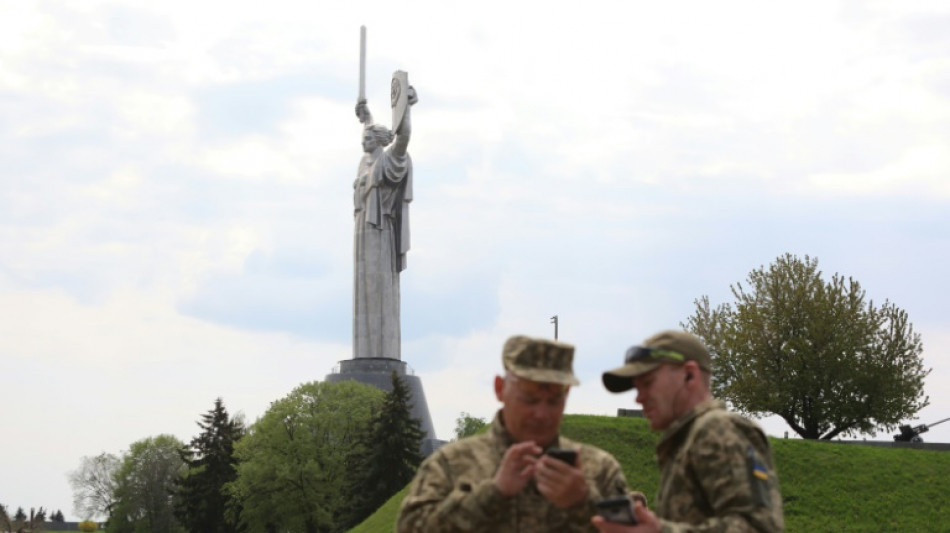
top-left (500, 442), bottom-right (535, 469)
top-left (535, 477), bottom-right (562, 503)
top-left (501, 451), bottom-right (536, 480)
top-left (507, 441), bottom-right (541, 459)
top-left (633, 502), bottom-right (659, 529)
top-left (518, 458), bottom-right (538, 478)
top-left (590, 515), bottom-right (623, 532)
top-left (533, 460), bottom-right (560, 486)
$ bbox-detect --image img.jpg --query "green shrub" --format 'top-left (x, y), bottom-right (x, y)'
top-left (78, 519), bottom-right (98, 532)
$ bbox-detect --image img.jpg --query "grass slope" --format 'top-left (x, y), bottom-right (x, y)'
top-left (350, 414), bottom-right (950, 532)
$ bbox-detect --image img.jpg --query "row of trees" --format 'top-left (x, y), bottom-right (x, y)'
top-left (0, 505), bottom-right (65, 532)
top-left (69, 373), bottom-right (425, 533)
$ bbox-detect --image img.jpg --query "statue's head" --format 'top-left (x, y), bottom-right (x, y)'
top-left (363, 124), bottom-right (394, 152)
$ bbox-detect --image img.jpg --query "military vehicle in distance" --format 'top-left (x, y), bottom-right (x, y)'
top-left (893, 417), bottom-right (950, 443)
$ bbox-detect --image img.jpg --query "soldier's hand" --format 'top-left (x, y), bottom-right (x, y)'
top-left (534, 451), bottom-right (588, 508)
top-left (494, 441), bottom-right (541, 497)
top-left (591, 502), bottom-right (660, 533)
top-left (407, 85), bottom-right (418, 105)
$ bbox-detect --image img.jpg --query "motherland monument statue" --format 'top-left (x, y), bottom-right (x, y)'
top-left (352, 58), bottom-right (415, 359)
top-left (326, 26), bottom-right (438, 450)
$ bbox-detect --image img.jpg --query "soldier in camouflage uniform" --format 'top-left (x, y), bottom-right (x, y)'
top-left (397, 335), bottom-right (631, 532)
top-left (595, 330), bottom-right (784, 533)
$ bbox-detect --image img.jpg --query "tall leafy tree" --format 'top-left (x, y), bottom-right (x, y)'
top-left (70, 452), bottom-right (121, 521)
top-left (174, 398), bottom-right (246, 533)
top-left (685, 253), bottom-right (931, 440)
top-left (226, 380), bottom-right (384, 533)
top-left (344, 372), bottom-right (424, 526)
top-left (107, 434), bottom-right (186, 533)
top-left (453, 411), bottom-right (488, 440)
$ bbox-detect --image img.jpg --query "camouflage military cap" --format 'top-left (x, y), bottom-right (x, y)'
top-left (602, 330), bottom-right (711, 392)
top-left (503, 335), bottom-right (580, 386)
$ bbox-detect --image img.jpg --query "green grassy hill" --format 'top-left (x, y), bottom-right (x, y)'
top-left (350, 414), bottom-right (950, 532)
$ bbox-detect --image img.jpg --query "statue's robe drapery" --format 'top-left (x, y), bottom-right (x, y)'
top-left (353, 144), bottom-right (412, 359)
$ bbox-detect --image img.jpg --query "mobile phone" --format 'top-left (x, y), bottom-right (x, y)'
top-left (595, 497), bottom-right (638, 525)
top-left (544, 447), bottom-right (577, 465)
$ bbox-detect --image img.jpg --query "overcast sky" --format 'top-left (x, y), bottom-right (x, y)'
top-left (3, 0), bottom-right (950, 521)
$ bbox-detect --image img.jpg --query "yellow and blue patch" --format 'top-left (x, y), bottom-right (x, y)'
top-left (747, 445), bottom-right (773, 507)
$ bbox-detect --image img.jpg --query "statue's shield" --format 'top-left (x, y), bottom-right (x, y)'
top-left (391, 70), bottom-right (409, 133)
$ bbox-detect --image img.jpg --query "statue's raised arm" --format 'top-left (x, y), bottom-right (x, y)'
top-left (389, 82), bottom-right (417, 158)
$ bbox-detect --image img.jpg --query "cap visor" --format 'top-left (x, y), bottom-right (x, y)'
top-left (601, 361), bottom-right (662, 392)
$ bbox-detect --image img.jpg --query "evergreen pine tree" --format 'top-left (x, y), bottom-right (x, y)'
top-left (174, 398), bottom-right (246, 533)
top-left (338, 419), bottom-right (376, 529)
top-left (343, 371), bottom-right (424, 526)
top-left (0, 504), bottom-right (10, 532)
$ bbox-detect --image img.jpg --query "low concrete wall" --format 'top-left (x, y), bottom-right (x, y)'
top-left (44, 522), bottom-right (85, 531)
top-left (829, 440), bottom-right (950, 451)
top-left (617, 408), bottom-right (644, 418)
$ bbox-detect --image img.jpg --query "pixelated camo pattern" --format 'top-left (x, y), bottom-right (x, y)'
top-left (504, 335), bottom-right (574, 373)
top-left (655, 400), bottom-right (785, 533)
top-left (396, 412), bottom-right (629, 533)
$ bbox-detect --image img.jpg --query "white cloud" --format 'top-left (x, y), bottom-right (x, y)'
top-left (198, 136), bottom-right (305, 181)
top-left (114, 90), bottom-right (195, 137)
top-left (806, 143), bottom-right (950, 196)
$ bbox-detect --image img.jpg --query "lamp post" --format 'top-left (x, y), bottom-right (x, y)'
top-left (550, 315), bottom-right (558, 340)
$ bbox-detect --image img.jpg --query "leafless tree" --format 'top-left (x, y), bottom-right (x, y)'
top-left (69, 452), bottom-right (120, 521)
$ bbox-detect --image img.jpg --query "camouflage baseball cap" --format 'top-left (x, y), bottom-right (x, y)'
top-left (503, 335), bottom-right (580, 386)
top-left (602, 330), bottom-right (711, 393)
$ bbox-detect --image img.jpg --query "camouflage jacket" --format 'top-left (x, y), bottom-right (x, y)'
top-left (396, 412), bottom-right (629, 532)
top-left (654, 400), bottom-right (784, 533)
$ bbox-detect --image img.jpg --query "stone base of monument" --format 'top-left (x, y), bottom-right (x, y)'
top-left (325, 357), bottom-right (445, 455)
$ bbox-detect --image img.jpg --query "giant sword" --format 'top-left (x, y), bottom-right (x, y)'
top-left (358, 25), bottom-right (366, 104)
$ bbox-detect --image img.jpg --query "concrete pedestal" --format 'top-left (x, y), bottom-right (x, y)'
top-left (325, 357), bottom-right (442, 453)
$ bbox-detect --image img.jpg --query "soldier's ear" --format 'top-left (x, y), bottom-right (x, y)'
top-left (683, 361), bottom-right (699, 383)
top-left (494, 375), bottom-right (506, 401)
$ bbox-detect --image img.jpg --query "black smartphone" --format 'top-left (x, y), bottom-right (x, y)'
top-left (544, 447), bottom-right (577, 465)
top-left (595, 497), bottom-right (638, 525)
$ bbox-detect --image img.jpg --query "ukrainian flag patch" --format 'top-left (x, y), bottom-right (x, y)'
top-left (747, 445), bottom-right (773, 507)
